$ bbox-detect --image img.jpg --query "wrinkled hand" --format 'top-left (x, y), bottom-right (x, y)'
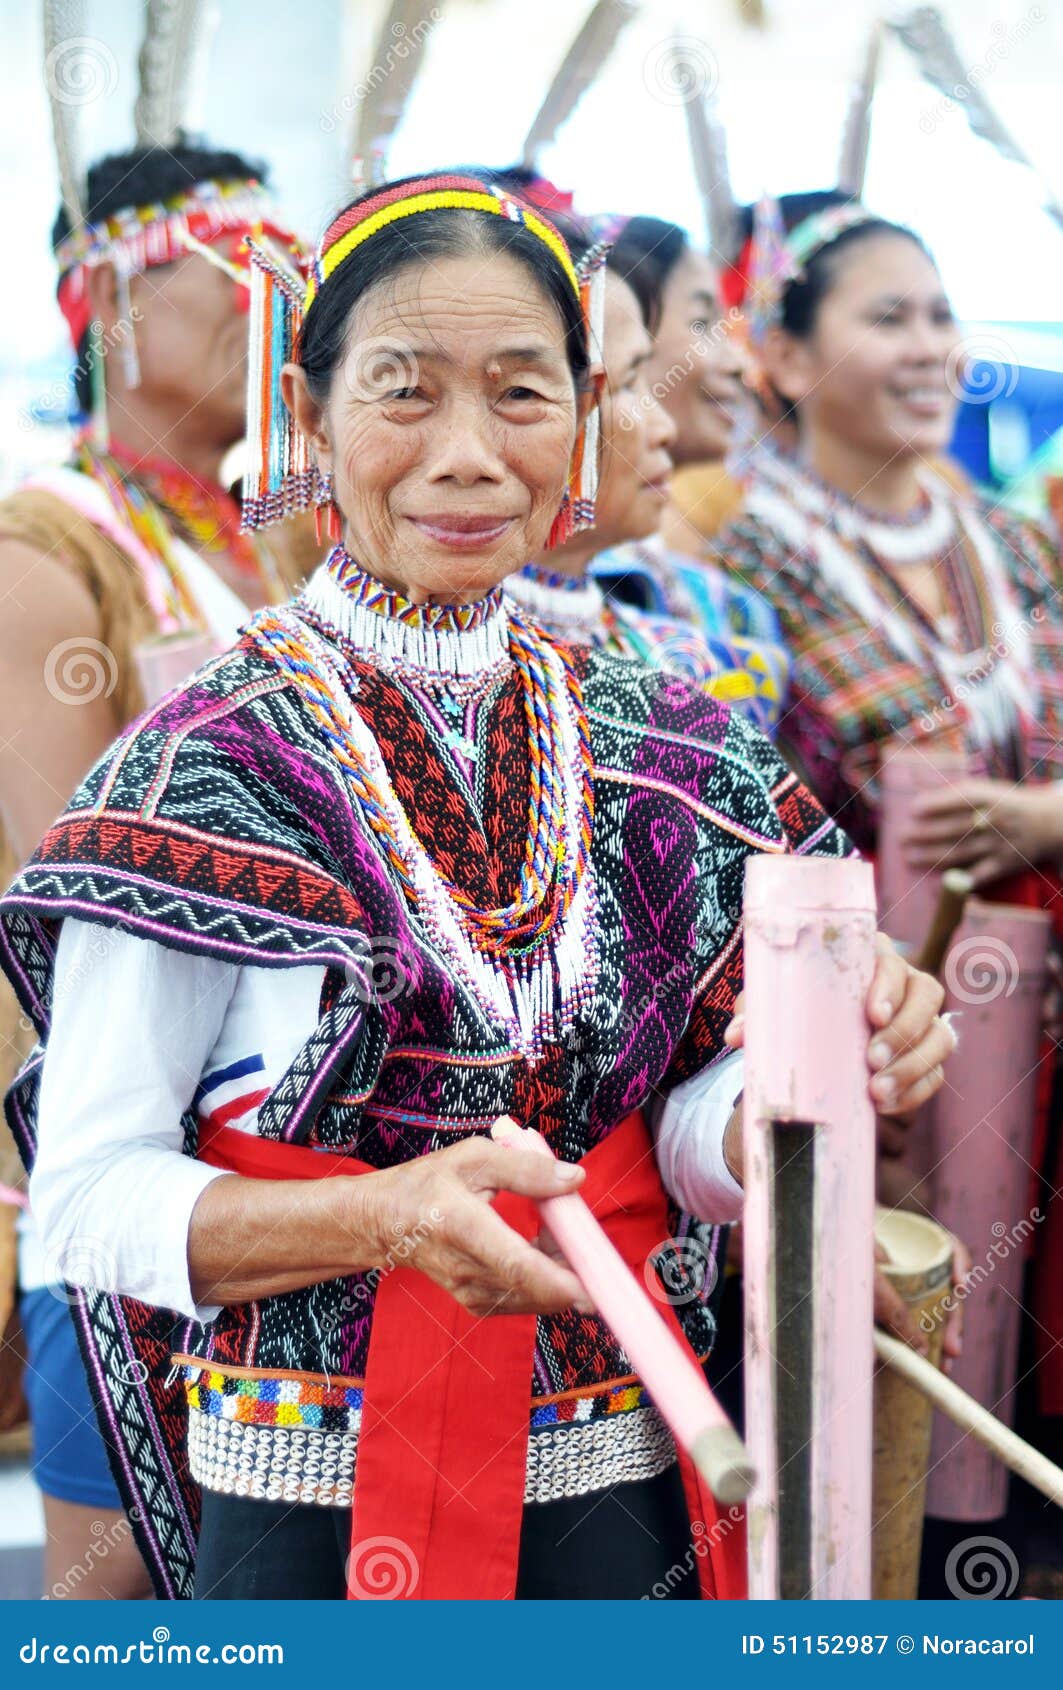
top-left (356, 1136), bottom-right (592, 1317)
top-left (905, 777), bottom-right (1063, 887)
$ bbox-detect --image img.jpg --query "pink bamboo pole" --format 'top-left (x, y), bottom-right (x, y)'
top-left (135, 631), bottom-right (220, 708)
top-left (924, 899), bottom-right (1052, 1520)
top-left (876, 746), bottom-right (970, 952)
top-left (742, 855), bottom-right (878, 1599)
top-left (490, 1117), bottom-right (756, 1503)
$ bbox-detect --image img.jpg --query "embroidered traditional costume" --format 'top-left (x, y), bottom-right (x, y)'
top-left (1, 542), bottom-right (851, 1596)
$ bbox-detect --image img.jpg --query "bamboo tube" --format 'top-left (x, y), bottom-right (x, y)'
top-left (871, 1209), bottom-right (953, 1599)
top-left (876, 747), bottom-right (970, 953)
top-left (743, 855), bottom-right (878, 1600)
top-left (490, 1117), bottom-right (756, 1504)
top-left (874, 1332), bottom-right (1063, 1508)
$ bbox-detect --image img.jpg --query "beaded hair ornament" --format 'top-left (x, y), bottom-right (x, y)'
top-left (728, 195), bottom-right (881, 344)
top-left (241, 172), bottom-right (608, 547)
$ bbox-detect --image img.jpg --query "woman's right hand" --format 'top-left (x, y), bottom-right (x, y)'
top-left (352, 1136), bottom-right (594, 1317)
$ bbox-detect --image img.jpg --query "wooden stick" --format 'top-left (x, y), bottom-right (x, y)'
top-left (911, 868), bottom-right (974, 978)
top-left (490, 1116), bottom-right (755, 1504)
top-left (874, 1331), bottom-right (1063, 1508)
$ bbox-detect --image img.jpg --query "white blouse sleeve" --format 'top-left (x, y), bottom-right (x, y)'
top-left (653, 1050), bottom-right (745, 1224)
top-left (29, 919), bottom-right (239, 1322)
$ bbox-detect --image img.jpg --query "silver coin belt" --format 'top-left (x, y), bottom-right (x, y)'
top-left (186, 1397), bottom-right (676, 1509)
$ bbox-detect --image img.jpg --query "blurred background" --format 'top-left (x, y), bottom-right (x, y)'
top-left (2, 0), bottom-right (1063, 501)
top-left (0, 0), bottom-right (1062, 1591)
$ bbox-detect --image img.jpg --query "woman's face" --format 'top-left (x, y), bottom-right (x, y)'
top-left (592, 273), bottom-right (675, 547)
top-left (644, 248), bottom-right (747, 467)
top-left (286, 250), bottom-right (583, 602)
top-left (762, 234), bottom-right (962, 462)
top-left (102, 249), bottom-right (251, 448)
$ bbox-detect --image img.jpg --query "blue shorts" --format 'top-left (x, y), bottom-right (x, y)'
top-left (19, 1287), bottom-right (124, 1510)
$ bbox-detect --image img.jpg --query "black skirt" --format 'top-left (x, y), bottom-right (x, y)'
top-left (193, 1461), bottom-right (701, 1600)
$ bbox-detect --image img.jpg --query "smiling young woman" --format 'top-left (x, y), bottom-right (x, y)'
top-left (0, 173), bottom-right (953, 1603)
top-left (714, 203), bottom-right (1063, 859)
top-left (712, 205), bottom-right (1063, 1562)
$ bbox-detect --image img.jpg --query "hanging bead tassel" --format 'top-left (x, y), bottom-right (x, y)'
top-left (241, 239), bottom-right (313, 532)
top-left (545, 241), bottom-right (609, 550)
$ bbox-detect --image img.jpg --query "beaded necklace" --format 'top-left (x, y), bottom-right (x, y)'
top-left (75, 438), bottom-right (284, 629)
top-left (253, 548), bottom-right (596, 967)
top-left (106, 438), bottom-right (262, 577)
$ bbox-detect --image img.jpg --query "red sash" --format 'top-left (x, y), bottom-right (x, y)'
top-left (199, 1112), bottom-right (747, 1600)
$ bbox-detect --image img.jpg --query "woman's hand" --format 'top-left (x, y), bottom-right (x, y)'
top-left (723, 934), bottom-right (953, 1130)
top-left (864, 934), bottom-right (952, 1117)
top-left (353, 1136), bottom-right (594, 1317)
top-left (905, 777), bottom-right (1063, 887)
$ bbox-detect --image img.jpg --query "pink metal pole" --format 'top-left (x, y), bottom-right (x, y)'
top-left (924, 899), bottom-right (1052, 1520)
top-left (490, 1118), bottom-right (756, 1503)
top-left (743, 855), bottom-right (878, 1599)
top-left (876, 746), bottom-right (970, 953)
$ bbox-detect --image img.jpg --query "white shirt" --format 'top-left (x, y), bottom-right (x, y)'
top-left (27, 920), bottom-right (744, 1321)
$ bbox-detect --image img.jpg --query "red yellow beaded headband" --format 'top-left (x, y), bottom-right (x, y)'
top-left (242, 173), bottom-right (606, 547)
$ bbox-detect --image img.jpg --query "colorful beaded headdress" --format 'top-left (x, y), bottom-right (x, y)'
top-left (42, 0), bottom-right (304, 427)
top-left (242, 172), bottom-right (608, 545)
top-left (723, 196), bottom-right (881, 341)
top-left (55, 177), bottom-right (298, 357)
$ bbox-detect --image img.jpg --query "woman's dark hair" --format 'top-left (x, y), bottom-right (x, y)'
top-left (736, 189), bottom-right (932, 340)
top-left (607, 217), bottom-right (690, 335)
top-left (299, 172), bottom-right (591, 408)
top-left (56, 136), bottom-right (268, 414)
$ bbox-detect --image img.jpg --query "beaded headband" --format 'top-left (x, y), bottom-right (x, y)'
top-left (726, 196), bottom-right (883, 343)
top-left (55, 177), bottom-right (300, 356)
top-left (243, 172), bottom-right (607, 546)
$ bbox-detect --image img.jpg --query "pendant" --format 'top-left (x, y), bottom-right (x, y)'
top-left (443, 725), bottom-right (479, 763)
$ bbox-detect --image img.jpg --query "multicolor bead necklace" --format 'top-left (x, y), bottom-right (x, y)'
top-left (252, 548), bottom-right (596, 963)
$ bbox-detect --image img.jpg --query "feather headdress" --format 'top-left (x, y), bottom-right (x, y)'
top-left (522, 0), bottom-right (639, 168)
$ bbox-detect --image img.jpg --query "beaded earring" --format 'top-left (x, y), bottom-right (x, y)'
top-left (314, 469), bottom-right (343, 545)
top-left (545, 239), bottom-right (609, 551)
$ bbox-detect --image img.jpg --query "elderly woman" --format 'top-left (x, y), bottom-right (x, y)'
top-left (0, 174), bottom-right (952, 1602)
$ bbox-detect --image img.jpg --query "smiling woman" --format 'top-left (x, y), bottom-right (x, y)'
top-left (0, 172), bottom-right (953, 1604)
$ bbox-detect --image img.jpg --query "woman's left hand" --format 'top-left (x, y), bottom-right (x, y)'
top-left (905, 777), bottom-right (1063, 887)
top-left (724, 933), bottom-right (954, 1123)
top-left (863, 933), bottom-right (953, 1117)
